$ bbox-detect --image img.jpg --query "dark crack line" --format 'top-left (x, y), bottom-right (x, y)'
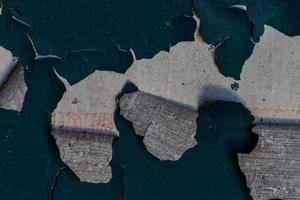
top-left (49, 166), bottom-right (67, 200)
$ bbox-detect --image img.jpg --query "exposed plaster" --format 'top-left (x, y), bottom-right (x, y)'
top-left (51, 71), bottom-right (126, 183)
top-left (0, 47), bottom-right (27, 111)
top-left (239, 124), bottom-right (300, 199)
top-left (119, 91), bottom-right (198, 161)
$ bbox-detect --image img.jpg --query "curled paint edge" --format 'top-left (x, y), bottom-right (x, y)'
top-left (229, 5), bottom-right (247, 12)
top-left (0, 48), bottom-right (19, 88)
top-left (0, 1), bottom-right (2, 15)
top-left (26, 33), bottom-right (61, 61)
top-left (11, 16), bottom-right (31, 28)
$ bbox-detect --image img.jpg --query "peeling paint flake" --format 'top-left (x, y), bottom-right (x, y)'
top-left (229, 5), bottom-right (247, 12)
top-left (11, 16), bottom-right (31, 28)
top-left (51, 70), bottom-right (126, 183)
top-left (119, 91), bottom-right (198, 161)
top-left (0, 47), bottom-right (27, 111)
top-left (126, 25), bottom-right (300, 124)
top-left (0, 1), bottom-right (2, 16)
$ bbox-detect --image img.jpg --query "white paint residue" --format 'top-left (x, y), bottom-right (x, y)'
top-left (27, 34), bottom-right (61, 61)
top-left (192, 10), bottom-right (202, 42)
top-left (11, 16), bottom-right (31, 28)
top-left (230, 5), bottom-right (247, 12)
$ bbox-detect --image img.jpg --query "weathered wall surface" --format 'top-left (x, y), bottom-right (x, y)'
top-left (127, 25), bottom-right (300, 124)
top-left (0, 47), bottom-right (27, 111)
top-left (119, 91), bottom-right (198, 161)
top-left (239, 125), bottom-right (300, 200)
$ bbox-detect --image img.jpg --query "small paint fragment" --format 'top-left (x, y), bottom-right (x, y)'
top-left (239, 124), bottom-right (300, 200)
top-left (229, 5), bottom-right (247, 12)
top-left (26, 34), bottom-right (61, 61)
top-left (11, 16), bottom-right (31, 28)
top-left (230, 82), bottom-right (239, 91)
top-left (0, 64), bottom-right (27, 112)
top-left (0, 47), bottom-right (19, 88)
top-left (127, 26), bottom-right (300, 124)
top-left (0, 1), bottom-right (2, 15)
top-left (119, 91), bottom-right (198, 161)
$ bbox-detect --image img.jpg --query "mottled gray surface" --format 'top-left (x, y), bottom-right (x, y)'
top-left (0, 46), bottom-right (19, 88)
top-left (239, 125), bottom-right (300, 200)
top-left (0, 64), bottom-right (27, 111)
top-left (51, 71), bottom-right (125, 183)
top-left (119, 91), bottom-right (198, 161)
top-left (51, 129), bottom-right (114, 183)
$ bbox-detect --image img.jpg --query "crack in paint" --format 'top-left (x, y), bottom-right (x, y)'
top-left (49, 166), bottom-right (67, 200)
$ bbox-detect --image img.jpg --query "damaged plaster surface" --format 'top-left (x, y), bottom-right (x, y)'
top-left (127, 25), bottom-right (300, 124)
top-left (51, 24), bottom-right (300, 169)
top-left (1, 0), bottom-right (300, 199)
top-left (51, 71), bottom-right (126, 183)
top-left (239, 124), bottom-right (300, 200)
top-left (0, 47), bottom-right (27, 111)
top-left (119, 91), bottom-right (198, 161)
top-left (115, 95), bottom-right (255, 199)
top-left (51, 129), bottom-right (114, 184)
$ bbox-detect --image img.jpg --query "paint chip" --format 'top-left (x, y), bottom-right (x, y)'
top-left (0, 47), bottom-right (27, 111)
top-left (119, 91), bottom-right (198, 161)
top-left (51, 70), bottom-right (126, 183)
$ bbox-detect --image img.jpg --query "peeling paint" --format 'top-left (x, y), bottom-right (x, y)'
top-left (119, 91), bottom-right (198, 161)
top-left (51, 71), bottom-right (126, 183)
top-left (192, 10), bottom-right (202, 42)
top-left (0, 47), bottom-right (27, 111)
top-left (239, 124), bottom-right (300, 200)
top-left (126, 26), bottom-right (300, 124)
top-left (230, 5), bottom-right (247, 12)
top-left (52, 129), bottom-right (114, 183)
top-left (0, 46), bottom-right (19, 87)
top-left (0, 64), bottom-right (27, 111)
top-left (0, 1), bottom-right (2, 16)
top-left (11, 16), bottom-right (31, 28)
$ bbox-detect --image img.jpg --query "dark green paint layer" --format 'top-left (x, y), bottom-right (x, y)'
top-left (193, 0), bottom-right (300, 79)
top-left (1, 1), bottom-right (299, 80)
top-left (0, 0), bottom-right (195, 84)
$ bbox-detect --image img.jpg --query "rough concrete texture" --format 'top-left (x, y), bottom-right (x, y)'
top-left (239, 124), bottom-right (300, 200)
top-left (51, 71), bottom-right (126, 183)
top-left (52, 129), bottom-right (114, 183)
top-left (119, 91), bottom-right (198, 161)
top-left (0, 47), bottom-right (27, 112)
